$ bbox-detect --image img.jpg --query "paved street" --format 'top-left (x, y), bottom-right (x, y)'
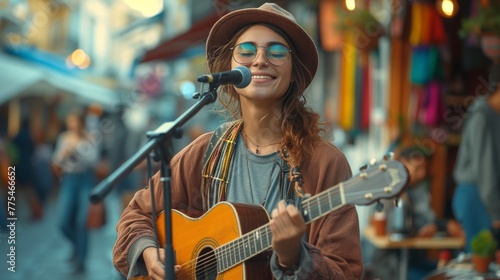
top-left (0, 189), bottom-right (127, 280)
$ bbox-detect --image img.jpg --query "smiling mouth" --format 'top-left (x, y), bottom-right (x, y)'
top-left (252, 75), bottom-right (274, 80)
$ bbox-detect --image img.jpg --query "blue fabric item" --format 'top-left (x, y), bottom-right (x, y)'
top-left (427, 47), bottom-right (444, 81)
top-left (452, 183), bottom-right (492, 253)
top-left (410, 47), bottom-right (429, 85)
top-left (410, 47), bottom-right (444, 85)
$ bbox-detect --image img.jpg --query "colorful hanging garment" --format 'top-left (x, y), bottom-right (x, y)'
top-left (339, 32), bottom-right (357, 131)
top-left (423, 81), bottom-right (445, 127)
top-left (353, 55), bottom-right (363, 135)
top-left (420, 3), bottom-right (432, 45)
top-left (361, 54), bottom-right (371, 131)
top-left (429, 6), bottom-right (446, 45)
top-left (410, 3), bottom-right (423, 46)
top-left (410, 46), bottom-right (430, 85)
top-left (410, 3), bottom-right (446, 46)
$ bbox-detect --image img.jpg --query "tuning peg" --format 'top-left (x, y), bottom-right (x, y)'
top-left (359, 164), bottom-right (368, 171)
top-left (370, 158), bottom-right (377, 166)
top-left (393, 197), bottom-right (400, 207)
top-left (384, 152), bottom-right (394, 161)
top-left (375, 201), bottom-right (384, 212)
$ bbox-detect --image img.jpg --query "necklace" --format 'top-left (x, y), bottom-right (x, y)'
top-left (244, 143), bottom-right (277, 207)
top-left (242, 130), bottom-right (281, 154)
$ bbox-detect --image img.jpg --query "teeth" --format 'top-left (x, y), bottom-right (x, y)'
top-left (252, 75), bottom-right (273, 79)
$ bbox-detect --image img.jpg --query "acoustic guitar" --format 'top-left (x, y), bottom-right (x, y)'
top-left (132, 158), bottom-right (408, 279)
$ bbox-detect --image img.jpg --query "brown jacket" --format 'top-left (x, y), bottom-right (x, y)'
top-left (113, 132), bottom-right (363, 279)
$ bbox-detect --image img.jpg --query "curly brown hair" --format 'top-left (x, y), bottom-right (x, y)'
top-left (207, 24), bottom-right (326, 166)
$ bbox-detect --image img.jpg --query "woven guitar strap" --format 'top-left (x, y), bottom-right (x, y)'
top-left (201, 120), bottom-right (308, 211)
top-left (201, 120), bottom-right (243, 211)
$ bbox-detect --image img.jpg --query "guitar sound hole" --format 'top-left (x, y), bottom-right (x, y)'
top-left (195, 247), bottom-right (217, 280)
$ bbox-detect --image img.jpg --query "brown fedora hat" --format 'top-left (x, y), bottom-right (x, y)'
top-left (206, 2), bottom-right (318, 87)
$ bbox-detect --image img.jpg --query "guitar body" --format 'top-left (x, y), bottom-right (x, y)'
top-left (126, 158), bottom-right (408, 280)
top-left (156, 202), bottom-right (272, 280)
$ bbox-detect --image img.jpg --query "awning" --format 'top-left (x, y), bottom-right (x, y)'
top-left (140, 12), bottom-right (226, 63)
top-left (0, 52), bottom-right (120, 108)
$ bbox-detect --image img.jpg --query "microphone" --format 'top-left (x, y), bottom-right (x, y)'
top-left (197, 66), bottom-right (251, 88)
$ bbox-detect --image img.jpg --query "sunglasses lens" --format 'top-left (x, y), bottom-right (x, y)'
top-left (267, 44), bottom-right (290, 66)
top-left (234, 42), bottom-right (257, 64)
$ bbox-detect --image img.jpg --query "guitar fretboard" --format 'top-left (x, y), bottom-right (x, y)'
top-left (215, 185), bottom-right (345, 273)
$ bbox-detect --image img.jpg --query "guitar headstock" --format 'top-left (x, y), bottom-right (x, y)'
top-left (344, 155), bottom-right (409, 206)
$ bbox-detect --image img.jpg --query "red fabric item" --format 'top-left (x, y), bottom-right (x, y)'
top-left (430, 8), bottom-right (446, 45)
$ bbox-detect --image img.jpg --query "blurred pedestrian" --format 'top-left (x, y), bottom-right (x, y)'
top-left (33, 132), bottom-right (55, 208)
top-left (11, 118), bottom-right (42, 220)
top-left (453, 64), bottom-right (500, 252)
top-left (52, 109), bottom-right (99, 273)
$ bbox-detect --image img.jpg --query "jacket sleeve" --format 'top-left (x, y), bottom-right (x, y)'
top-left (306, 205), bottom-right (363, 279)
top-left (112, 172), bottom-right (164, 277)
top-left (112, 133), bottom-right (211, 277)
top-left (298, 142), bottom-right (363, 279)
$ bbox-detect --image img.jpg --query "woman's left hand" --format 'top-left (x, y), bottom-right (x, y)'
top-left (269, 200), bottom-right (306, 267)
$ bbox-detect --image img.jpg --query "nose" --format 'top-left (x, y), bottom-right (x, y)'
top-left (252, 48), bottom-right (269, 67)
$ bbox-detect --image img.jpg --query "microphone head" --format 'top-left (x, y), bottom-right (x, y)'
top-left (233, 66), bottom-right (251, 88)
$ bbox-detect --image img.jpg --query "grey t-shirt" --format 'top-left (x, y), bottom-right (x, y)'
top-left (226, 135), bottom-right (294, 213)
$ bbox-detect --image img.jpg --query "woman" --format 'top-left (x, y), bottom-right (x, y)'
top-left (113, 3), bottom-right (363, 279)
top-left (52, 109), bottom-right (98, 272)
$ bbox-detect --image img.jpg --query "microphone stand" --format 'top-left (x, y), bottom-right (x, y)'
top-left (89, 85), bottom-right (219, 280)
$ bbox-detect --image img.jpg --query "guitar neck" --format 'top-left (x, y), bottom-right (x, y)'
top-left (215, 184), bottom-right (346, 273)
top-left (300, 183), bottom-right (345, 224)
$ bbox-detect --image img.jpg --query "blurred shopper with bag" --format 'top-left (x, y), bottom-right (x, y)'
top-left (52, 109), bottom-right (99, 273)
top-left (453, 64), bottom-right (500, 253)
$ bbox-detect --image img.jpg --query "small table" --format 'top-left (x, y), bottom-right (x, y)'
top-left (425, 261), bottom-right (500, 279)
top-left (363, 226), bottom-right (465, 280)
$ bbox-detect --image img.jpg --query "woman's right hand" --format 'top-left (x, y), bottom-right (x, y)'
top-left (143, 247), bottom-right (181, 280)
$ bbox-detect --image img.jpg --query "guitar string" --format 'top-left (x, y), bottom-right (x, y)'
top-left (174, 168), bottom-right (398, 277)
top-left (175, 168), bottom-right (395, 278)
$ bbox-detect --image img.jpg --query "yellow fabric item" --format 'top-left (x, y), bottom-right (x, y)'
top-left (409, 3), bottom-right (422, 46)
top-left (340, 32), bottom-right (356, 131)
top-left (388, 38), bottom-right (411, 131)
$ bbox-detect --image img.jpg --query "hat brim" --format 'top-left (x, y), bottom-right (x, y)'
top-left (206, 7), bottom-right (318, 87)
